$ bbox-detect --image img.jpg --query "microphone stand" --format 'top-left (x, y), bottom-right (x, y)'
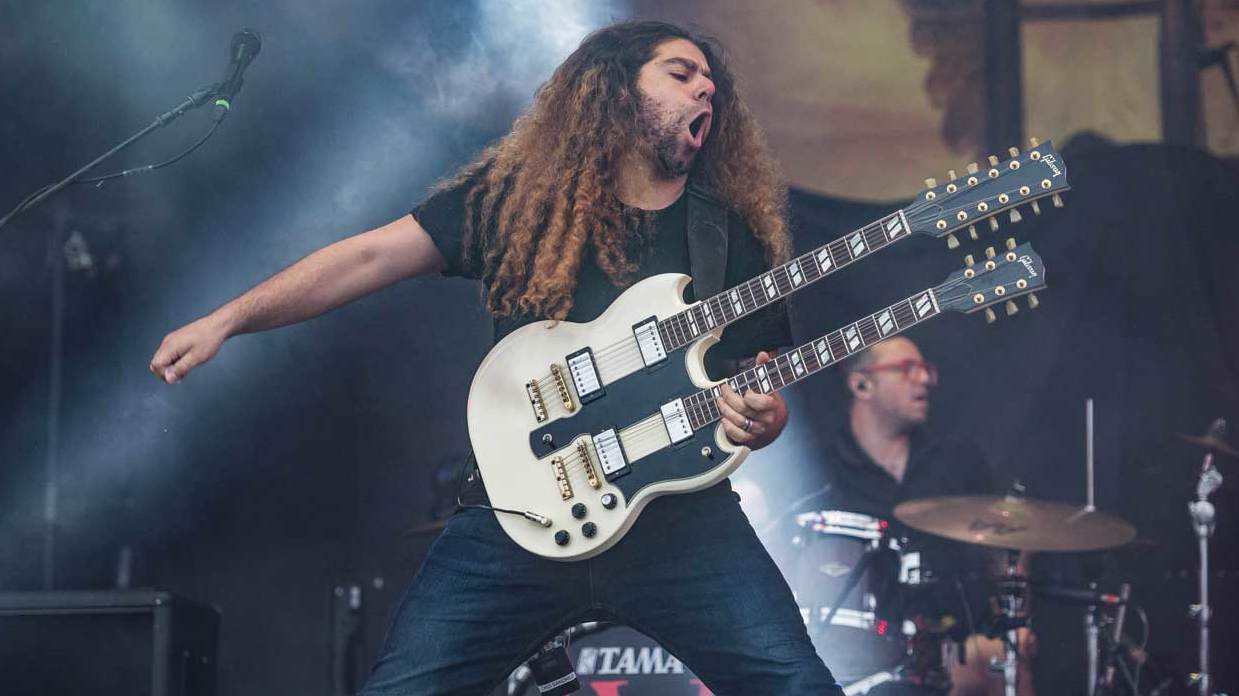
top-left (1188, 449), bottom-right (1222, 696)
top-left (0, 83), bottom-right (220, 232)
top-left (7, 81), bottom-right (221, 590)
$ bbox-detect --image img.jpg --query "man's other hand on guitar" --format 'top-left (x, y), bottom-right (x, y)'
top-left (716, 351), bottom-right (788, 449)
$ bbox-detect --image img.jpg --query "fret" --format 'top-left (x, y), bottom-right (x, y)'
top-left (846, 231), bottom-right (869, 260)
top-left (813, 245), bottom-right (835, 274)
top-left (813, 337), bottom-right (833, 365)
top-left (828, 331), bottom-right (850, 361)
top-left (741, 279), bottom-right (762, 311)
top-left (830, 238), bottom-right (854, 265)
top-left (683, 308), bottom-right (700, 338)
top-left (856, 316), bottom-right (883, 347)
top-left (874, 308), bottom-right (897, 337)
top-left (760, 272), bottom-right (779, 300)
top-left (862, 223), bottom-right (888, 251)
top-left (786, 257), bottom-right (807, 287)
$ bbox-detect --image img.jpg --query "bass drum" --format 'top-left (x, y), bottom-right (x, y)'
top-left (501, 622), bottom-right (712, 696)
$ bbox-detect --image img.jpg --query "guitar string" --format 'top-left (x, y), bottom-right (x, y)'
top-left (531, 182), bottom-right (1044, 392)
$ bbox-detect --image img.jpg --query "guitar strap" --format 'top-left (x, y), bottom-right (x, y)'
top-left (685, 183), bottom-right (729, 301)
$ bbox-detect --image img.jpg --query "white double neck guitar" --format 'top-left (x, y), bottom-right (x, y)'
top-left (467, 142), bottom-right (1068, 560)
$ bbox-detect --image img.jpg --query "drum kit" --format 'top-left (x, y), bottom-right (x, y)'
top-left (782, 414), bottom-right (1234, 696)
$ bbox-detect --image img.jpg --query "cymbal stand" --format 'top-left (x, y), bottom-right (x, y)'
top-left (1188, 454), bottom-right (1222, 696)
top-left (990, 549), bottom-right (1028, 696)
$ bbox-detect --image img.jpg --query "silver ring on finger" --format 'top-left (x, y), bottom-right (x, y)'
top-left (742, 416), bottom-right (753, 433)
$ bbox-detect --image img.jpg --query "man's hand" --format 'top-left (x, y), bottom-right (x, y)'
top-left (715, 351), bottom-right (789, 449)
top-left (149, 312), bottom-right (231, 384)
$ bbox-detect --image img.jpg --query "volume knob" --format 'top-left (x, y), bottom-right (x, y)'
top-left (554, 530), bottom-right (570, 546)
top-left (600, 493), bottom-right (618, 510)
top-left (581, 522), bottom-right (597, 538)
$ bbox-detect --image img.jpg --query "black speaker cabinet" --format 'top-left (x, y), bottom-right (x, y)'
top-left (0, 590), bottom-right (219, 696)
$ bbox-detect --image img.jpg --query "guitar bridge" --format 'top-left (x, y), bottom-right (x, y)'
top-left (549, 364), bottom-right (576, 412)
top-left (551, 456), bottom-right (573, 501)
top-left (576, 441), bottom-right (601, 489)
top-left (526, 379), bottom-right (548, 423)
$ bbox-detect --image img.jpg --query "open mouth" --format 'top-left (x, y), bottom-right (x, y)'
top-left (687, 112), bottom-right (709, 144)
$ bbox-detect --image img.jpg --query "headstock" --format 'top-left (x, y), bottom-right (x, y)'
top-left (934, 239), bottom-right (1046, 322)
top-left (905, 138), bottom-right (1070, 249)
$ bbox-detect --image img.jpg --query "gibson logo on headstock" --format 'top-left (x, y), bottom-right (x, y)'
top-left (1041, 154), bottom-right (1064, 178)
top-left (1018, 255), bottom-right (1039, 278)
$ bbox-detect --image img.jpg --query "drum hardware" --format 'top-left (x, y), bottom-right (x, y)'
top-left (1181, 418), bottom-right (1231, 696)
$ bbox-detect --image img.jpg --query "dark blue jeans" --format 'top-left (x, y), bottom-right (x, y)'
top-left (360, 483), bottom-right (842, 695)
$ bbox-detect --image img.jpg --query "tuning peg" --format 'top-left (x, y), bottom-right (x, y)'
top-left (1008, 146), bottom-right (1020, 158)
top-left (1027, 293), bottom-right (1040, 309)
top-left (1009, 208), bottom-right (1022, 223)
top-left (1006, 237), bottom-right (1017, 251)
top-left (1005, 300), bottom-right (1019, 316)
top-left (1052, 193), bottom-right (1064, 208)
top-left (989, 217), bottom-right (1000, 232)
top-left (925, 177), bottom-right (937, 189)
top-left (947, 169), bottom-right (957, 181)
top-left (985, 307), bottom-right (998, 324)
top-left (964, 254), bottom-right (975, 267)
top-left (968, 224), bottom-right (978, 240)
top-left (1031, 200), bottom-right (1041, 215)
top-left (988, 154), bottom-right (1000, 167)
top-left (966, 162), bottom-right (979, 175)
top-left (947, 233), bottom-right (960, 249)
top-left (985, 246), bottom-right (996, 259)
top-left (1028, 136), bottom-right (1041, 147)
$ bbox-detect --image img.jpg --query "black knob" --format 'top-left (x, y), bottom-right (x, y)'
top-left (581, 522), bottom-right (597, 538)
top-left (571, 503), bottom-right (587, 519)
top-left (601, 493), bottom-right (618, 509)
top-left (554, 530), bottom-right (570, 546)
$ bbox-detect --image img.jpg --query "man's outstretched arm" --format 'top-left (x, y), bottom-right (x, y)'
top-left (150, 213), bottom-right (444, 383)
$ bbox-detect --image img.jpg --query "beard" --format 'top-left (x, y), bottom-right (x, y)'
top-left (636, 93), bottom-right (697, 178)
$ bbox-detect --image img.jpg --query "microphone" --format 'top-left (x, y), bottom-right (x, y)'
top-left (213, 29), bottom-right (263, 120)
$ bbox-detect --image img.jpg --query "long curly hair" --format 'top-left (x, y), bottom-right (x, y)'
top-left (444, 20), bottom-right (789, 319)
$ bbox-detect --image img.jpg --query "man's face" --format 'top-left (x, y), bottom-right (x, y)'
top-left (860, 337), bottom-right (935, 428)
top-left (633, 38), bottom-right (716, 178)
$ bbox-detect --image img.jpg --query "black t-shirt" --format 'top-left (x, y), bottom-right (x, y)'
top-left (412, 173), bottom-right (793, 501)
top-left (411, 174), bottom-right (792, 364)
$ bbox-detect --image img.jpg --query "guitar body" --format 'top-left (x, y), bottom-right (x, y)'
top-left (467, 273), bottom-right (747, 561)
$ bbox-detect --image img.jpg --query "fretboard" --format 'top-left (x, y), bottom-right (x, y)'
top-left (677, 288), bottom-right (940, 431)
top-left (654, 210), bottom-right (911, 351)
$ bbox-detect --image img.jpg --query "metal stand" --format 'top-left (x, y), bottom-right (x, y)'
top-left (1188, 461), bottom-right (1221, 696)
top-left (990, 550), bottom-right (1027, 696)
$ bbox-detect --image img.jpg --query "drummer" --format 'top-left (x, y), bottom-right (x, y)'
top-left (799, 335), bottom-right (1035, 695)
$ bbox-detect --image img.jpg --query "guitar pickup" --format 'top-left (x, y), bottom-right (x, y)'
top-left (659, 398), bottom-right (694, 445)
top-left (592, 428), bottom-right (630, 480)
top-left (566, 347), bottom-right (604, 404)
top-left (633, 316), bottom-right (667, 367)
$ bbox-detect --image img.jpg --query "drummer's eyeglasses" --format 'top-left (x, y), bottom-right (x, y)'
top-left (857, 359), bottom-right (938, 385)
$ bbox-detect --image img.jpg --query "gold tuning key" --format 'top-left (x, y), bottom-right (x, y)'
top-left (1008, 146), bottom-right (1020, 158)
top-left (1028, 293), bottom-right (1040, 309)
top-left (947, 233), bottom-right (960, 249)
top-left (985, 307), bottom-right (998, 324)
top-left (1031, 200), bottom-right (1042, 215)
top-left (989, 217), bottom-right (1000, 232)
top-left (966, 162), bottom-right (979, 175)
top-left (1005, 300), bottom-right (1019, 316)
top-left (968, 224), bottom-right (978, 240)
top-left (988, 154), bottom-right (1000, 167)
top-left (1006, 237), bottom-right (1017, 251)
top-left (985, 246), bottom-right (996, 259)
top-left (925, 177), bottom-right (937, 189)
top-left (964, 254), bottom-right (975, 267)
top-left (947, 169), bottom-right (957, 181)
top-left (1052, 193), bottom-right (1064, 208)
top-left (1028, 136), bottom-right (1041, 147)
top-left (1009, 208), bottom-right (1022, 223)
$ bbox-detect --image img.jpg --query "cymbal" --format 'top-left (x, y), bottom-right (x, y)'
top-left (1180, 433), bottom-right (1239, 458)
top-left (893, 495), bottom-right (1137, 552)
